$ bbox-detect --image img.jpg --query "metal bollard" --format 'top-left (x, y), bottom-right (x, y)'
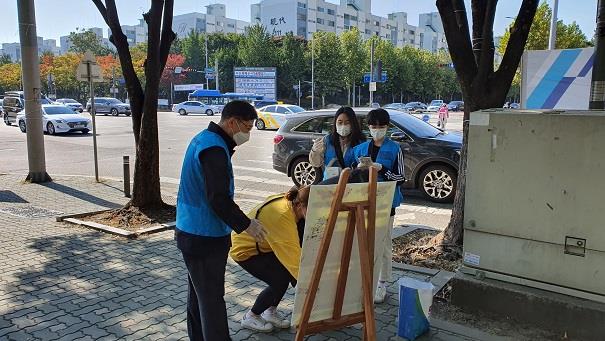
top-left (123, 156), bottom-right (131, 198)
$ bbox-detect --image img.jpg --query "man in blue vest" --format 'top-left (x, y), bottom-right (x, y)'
top-left (176, 100), bottom-right (267, 341)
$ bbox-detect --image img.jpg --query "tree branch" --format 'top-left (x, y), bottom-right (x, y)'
top-left (495, 0), bottom-right (539, 88)
top-left (475, 0), bottom-right (497, 84)
top-left (436, 0), bottom-right (477, 89)
top-left (91, 0), bottom-right (109, 23)
top-left (159, 0), bottom-right (177, 74)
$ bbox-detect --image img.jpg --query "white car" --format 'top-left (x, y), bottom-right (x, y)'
top-left (172, 101), bottom-right (221, 116)
top-left (255, 104), bottom-right (305, 130)
top-left (426, 99), bottom-right (445, 112)
top-left (17, 104), bottom-right (92, 135)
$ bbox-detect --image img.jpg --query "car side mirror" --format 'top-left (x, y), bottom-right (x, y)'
top-left (390, 132), bottom-right (408, 142)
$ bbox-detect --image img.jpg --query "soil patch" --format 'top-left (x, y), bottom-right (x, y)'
top-left (392, 229), bottom-right (462, 272)
top-left (82, 205), bottom-right (176, 231)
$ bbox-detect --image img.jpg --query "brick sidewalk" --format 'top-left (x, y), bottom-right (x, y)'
top-left (0, 174), bottom-right (479, 340)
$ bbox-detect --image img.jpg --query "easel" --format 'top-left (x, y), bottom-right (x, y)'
top-left (295, 167), bottom-right (378, 340)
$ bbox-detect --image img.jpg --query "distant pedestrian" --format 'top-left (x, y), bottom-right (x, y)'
top-left (176, 100), bottom-right (268, 341)
top-left (438, 103), bottom-right (449, 130)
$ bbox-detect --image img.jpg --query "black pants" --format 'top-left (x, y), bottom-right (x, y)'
top-left (236, 252), bottom-right (296, 315)
top-left (182, 241), bottom-right (231, 341)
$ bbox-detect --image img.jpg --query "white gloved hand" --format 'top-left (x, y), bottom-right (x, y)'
top-left (245, 219), bottom-right (268, 242)
top-left (312, 137), bottom-right (325, 153)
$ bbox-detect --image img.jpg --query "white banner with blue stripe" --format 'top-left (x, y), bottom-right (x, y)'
top-left (521, 48), bottom-right (594, 110)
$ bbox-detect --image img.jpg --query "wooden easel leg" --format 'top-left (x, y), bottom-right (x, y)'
top-left (295, 169), bottom-right (351, 341)
top-left (355, 205), bottom-right (377, 340)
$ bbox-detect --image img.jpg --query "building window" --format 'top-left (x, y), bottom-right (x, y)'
top-left (228, 23), bottom-right (235, 28)
top-left (317, 18), bottom-right (324, 25)
top-left (366, 19), bottom-right (370, 24)
top-left (411, 39), bottom-right (415, 44)
top-left (327, 8), bottom-right (335, 15)
top-left (297, 2), bottom-right (306, 9)
top-left (328, 20), bottom-right (335, 27)
top-left (386, 34), bottom-right (390, 39)
top-left (351, 16), bottom-right (358, 22)
top-left (344, 25), bottom-right (350, 30)
top-left (410, 30), bottom-right (415, 35)
top-left (317, 7), bottom-right (324, 12)
top-left (297, 13), bottom-right (307, 21)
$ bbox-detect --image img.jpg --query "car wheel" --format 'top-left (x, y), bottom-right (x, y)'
top-left (255, 119), bottom-right (266, 130)
top-left (18, 120), bottom-right (26, 133)
top-left (47, 122), bottom-right (56, 135)
top-left (291, 157), bottom-right (318, 187)
top-left (79, 109), bottom-right (83, 113)
top-left (111, 108), bottom-right (119, 116)
top-left (81, 129), bottom-right (90, 134)
top-left (179, 109), bottom-right (187, 116)
top-left (419, 165), bottom-right (457, 203)
top-left (205, 109), bottom-right (214, 116)
top-left (3, 113), bottom-right (11, 126)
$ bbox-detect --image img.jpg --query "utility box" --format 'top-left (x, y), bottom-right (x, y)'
top-left (463, 109), bottom-right (605, 301)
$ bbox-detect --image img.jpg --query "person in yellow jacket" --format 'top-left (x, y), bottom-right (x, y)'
top-left (230, 186), bottom-right (310, 333)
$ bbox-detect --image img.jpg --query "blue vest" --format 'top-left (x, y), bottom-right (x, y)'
top-left (176, 130), bottom-right (235, 237)
top-left (323, 134), bottom-right (356, 179)
top-left (353, 138), bottom-right (403, 208)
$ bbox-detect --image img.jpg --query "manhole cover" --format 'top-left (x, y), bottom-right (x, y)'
top-left (0, 191), bottom-right (28, 204)
top-left (0, 205), bottom-right (63, 218)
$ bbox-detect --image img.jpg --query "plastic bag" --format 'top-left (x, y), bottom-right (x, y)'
top-left (397, 277), bottom-right (434, 340)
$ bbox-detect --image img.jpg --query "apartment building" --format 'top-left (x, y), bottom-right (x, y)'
top-left (251, 0), bottom-right (447, 52)
top-left (172, 4), bottom-right (249, 39)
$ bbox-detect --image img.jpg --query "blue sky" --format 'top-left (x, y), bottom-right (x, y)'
top-left (0, 0), bottom-right (597, 45)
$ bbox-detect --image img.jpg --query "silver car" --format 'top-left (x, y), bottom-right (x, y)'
top-left (172, 101), bottom-right (221, 116)
top-left (86, 97), bottom-right (131, 116)
top-left (56, 98), bottom-right (84, 113)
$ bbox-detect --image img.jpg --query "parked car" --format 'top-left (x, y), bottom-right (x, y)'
top-left (86, 97), bottom-right (131, 116)
top-left (404, 102), bottom-right (427, 113)
top-left (172, 101), bottom-right (221, 116)
top-left (273, 109), bottom-right (462, 202)
top-left (252, 100), bottom-right (278, 109)
top-left (17, 104), bottom-right (92, 135)
top-left (426, 99), bottom-right (445, 112)
top-left (255, 104), bottom-right (305, 130)
top-left (383, 103), bottom-right (407, 111)
top-left (56, 98), bottom-right (84, 112)
top-left (3, 91), bottom-right (54, 125)
top-left (447, 101), bottom-right (464, 112)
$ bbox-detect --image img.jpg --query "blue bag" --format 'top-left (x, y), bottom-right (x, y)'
top-left (397, 277), bottom-right (434, 340)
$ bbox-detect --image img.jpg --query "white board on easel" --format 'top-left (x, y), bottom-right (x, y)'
top-left (291, 181), bottom-right (396, 326)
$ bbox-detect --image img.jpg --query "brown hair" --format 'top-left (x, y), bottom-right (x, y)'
top-left (285, 186), bottom-right (310, 207)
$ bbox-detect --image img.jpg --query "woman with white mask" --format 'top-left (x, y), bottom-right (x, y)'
top-left (353, 108), bottom-right (405, 305)
top-left (309, 107), bottom-right (365, 180)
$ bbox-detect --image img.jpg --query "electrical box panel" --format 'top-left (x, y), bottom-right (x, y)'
top-left (463, 109), bottom-right (605, 297)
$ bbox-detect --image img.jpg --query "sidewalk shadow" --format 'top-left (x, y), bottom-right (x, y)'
top-left (39, 181), bottom-right (122, 209)
top-left (0, 232), bottom-right (254, 339)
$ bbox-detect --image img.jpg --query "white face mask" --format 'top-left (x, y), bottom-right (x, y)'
top-left (370, 128), bottom-right (387, 140)
top-left (336, 124), bottom-right (351, 136)
top-left (232, 120), bottom-right (250, 146)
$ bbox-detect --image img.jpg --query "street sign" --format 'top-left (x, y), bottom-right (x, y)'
top-left (76, 63), bottom-right (103, 82)
top-left (174, 66), bottom-right (183, 74)
top-left (205, 67), bottom-right (216, 80)
top-left (369, 82), bottom-right (377, 92)
top-left (363, 72), bottom-right (387, 83)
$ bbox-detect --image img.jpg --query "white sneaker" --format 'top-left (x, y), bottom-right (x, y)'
top-left (261, 307), bottom-right (290, 329)
top-left (241, 311), bottom-right (273, 332)
top-left (374, 283), bottom-right (387, 304)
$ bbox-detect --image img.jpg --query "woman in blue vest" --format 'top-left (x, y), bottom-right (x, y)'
top-left (309, 106), bottom-right (365, 180)
top-left (353, 108), bottom-right (405, 304)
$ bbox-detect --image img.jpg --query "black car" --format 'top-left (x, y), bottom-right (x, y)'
top-left (3, 91), bottom-right (54, 126)
top-left (404, 102), bottom-right (427, 113)
top-left (448, 101), bottom-right (464, 111)
top-left (252, 100), bottom-right (278, 109)
top-left (272, 109), bottom-right (462, 202)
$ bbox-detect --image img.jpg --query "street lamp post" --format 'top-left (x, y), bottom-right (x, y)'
top-left (311, 37), bottom-right (315, 110)
top-left (590, 0), bottom-right (605, 109)
top-left (548, 0), bottom-right (559, 50)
